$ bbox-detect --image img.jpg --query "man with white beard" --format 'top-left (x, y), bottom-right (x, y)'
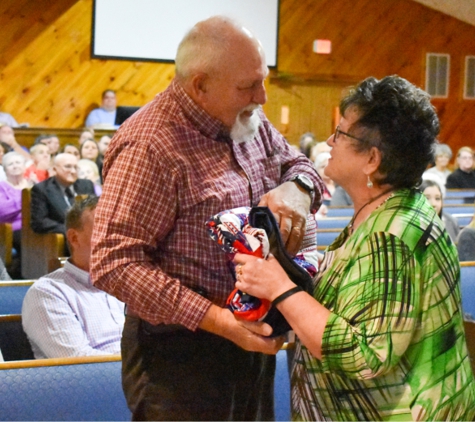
top-left (91, 15), bottom-right (324, 421)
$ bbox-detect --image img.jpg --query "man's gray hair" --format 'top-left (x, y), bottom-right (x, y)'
top-left (175, 16), bottom-right (246, 81)
top-left (2, 151), bottom-right (25, 167)
top-left (433, 143), bottom-right (452, 160)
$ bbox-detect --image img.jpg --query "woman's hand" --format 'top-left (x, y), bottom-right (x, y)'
top-left (233, 253), bottom-right (295, 302)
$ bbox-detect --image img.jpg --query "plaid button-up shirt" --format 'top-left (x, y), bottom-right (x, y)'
top-left (91, 79), bottom-right (323, 330)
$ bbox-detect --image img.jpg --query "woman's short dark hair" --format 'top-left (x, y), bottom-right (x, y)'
top-left (340, 75), bottom-right (440, 189)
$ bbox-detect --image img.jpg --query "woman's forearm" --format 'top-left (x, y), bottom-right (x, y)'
top-left (275, 291), bottom-right (331, 359)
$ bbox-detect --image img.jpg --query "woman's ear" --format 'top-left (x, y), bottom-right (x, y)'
top-left (364, 146), bottom-right (382, 175)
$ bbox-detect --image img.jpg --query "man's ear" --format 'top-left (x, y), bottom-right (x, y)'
top-left (190, 73), bottom-right (209, 99)
top-left (66, 228), bottom-right (78, 251)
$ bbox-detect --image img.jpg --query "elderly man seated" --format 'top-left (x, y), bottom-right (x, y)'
top-left (30, 153), bottom-right (95, 236)
top-left (22, 196), bottom-right (125, 358)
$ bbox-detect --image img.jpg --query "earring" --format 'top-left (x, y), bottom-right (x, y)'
top-left (367, 175), bottom-right (373, 189)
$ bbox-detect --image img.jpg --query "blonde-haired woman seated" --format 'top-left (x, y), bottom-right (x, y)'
top-left (77, 159), bottom-right (102, 196)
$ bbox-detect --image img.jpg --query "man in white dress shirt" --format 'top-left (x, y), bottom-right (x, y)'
top-left (22, 196), bottom-right (125, 358)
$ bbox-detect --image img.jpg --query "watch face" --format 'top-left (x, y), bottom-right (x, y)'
top-left (292, 174), bottom-right (314, 192)
top-left (299, 175), bottom-right (313, 190)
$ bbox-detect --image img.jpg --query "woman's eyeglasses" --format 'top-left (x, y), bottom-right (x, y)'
top-left (334, 125), bottom-right (366, 143)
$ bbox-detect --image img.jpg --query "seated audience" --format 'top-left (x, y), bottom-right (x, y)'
top-left (457, 201), bottom-right (475, 261)
top-left (96, 135), bottom-right (111, 182)
top-left (78, 159), bottom-right (102, 196)
top-left (34, 134), bottom-right (60, 157)
top-left (22, 196), bottom-right (125, 358)
top-left (446, 146), bottom-right (475, 189)
top-left (423, 143), bottom-right (452, 185)
top-left (0, 124), bottom-right (30, 161)
top-left (61, 143), bottom-right (81, 159)
top-left (0, 141), bottom-right (9, 181)
top-left (419, 179), bottom-right (459, 243)
top-left (0, 111), bottom-right (18, 128)
top-left (314, 152), bottom-right (334, 204)
top-left (310, 140), bottom-right (332, 163)
top-left (24, 143), bottom-right (51, 184)
top-left (44, 134), bottom-right (60, 157)
top-left (78, 128), bottom-right (95, 145)
top-left (0, 152), bottom-right (32, 278)
top-left (98, 135), bottom-right (111, 156)
top-left (80, 139), bottom-right (100, 162)
top-left (330, 185), bottom-right (353, 206)
top-left (298, 132), bottom-right (316, 158)
top-left (85, 89), bottom-right (118, 129)
top-left (30, 153), bottom-right (95, 236)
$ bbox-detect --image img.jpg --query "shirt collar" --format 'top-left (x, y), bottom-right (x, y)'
top-left (63, 259), bottom-right (93, 288)
top-left (170, 79), bottom-right (230, 142)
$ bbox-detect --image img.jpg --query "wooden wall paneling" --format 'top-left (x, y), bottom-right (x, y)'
top-left (266, 79), bottom-right (353, 145)
top-left (0, 0), bottom-right (474, 157)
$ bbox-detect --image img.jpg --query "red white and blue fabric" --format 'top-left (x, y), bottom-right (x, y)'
top-left (206, 206), bottom-right (319, 322)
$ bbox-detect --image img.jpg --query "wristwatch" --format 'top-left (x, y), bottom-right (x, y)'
top-left (289, 174), bottom-right (315, 202)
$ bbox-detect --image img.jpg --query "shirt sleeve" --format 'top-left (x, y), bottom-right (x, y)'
top-left (319, 232), bottom-right (420, 379)
top-left (91, 142), bottom-right (211, 330)
top-left (0, 184), bottom-right (21, 222)
top-left (22, 281), bottom-right (110, 358)
top-left (261, 118), bottom-right (325, 211)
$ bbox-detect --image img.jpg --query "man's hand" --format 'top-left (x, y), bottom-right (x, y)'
top-left (0, 131), bottom-right (16, 147)
top-left (259, 181), bottom-right (311, 255)
top-left (199, 304), bottom-right (284, 354)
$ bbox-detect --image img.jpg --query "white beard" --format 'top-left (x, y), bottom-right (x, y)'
top-left (230, 106), bottom-right (261, 144)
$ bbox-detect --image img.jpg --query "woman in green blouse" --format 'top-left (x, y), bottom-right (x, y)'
top-left (235, 75), bottom-right (475, 421)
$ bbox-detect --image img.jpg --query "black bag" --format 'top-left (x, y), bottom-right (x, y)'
top-left (248, 207), bottom-right (313, 337)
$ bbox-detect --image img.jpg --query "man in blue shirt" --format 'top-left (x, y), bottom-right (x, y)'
top-left (22, 196), bottom-right (125, 358)
top-left (85, 89), bottom-right (118, 129)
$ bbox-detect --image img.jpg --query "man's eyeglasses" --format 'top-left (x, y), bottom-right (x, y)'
top-left (334, 125), bottom-right (366, 143)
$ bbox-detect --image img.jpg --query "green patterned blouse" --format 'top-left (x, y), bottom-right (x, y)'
top-left (292, 189), bottom-right (475, 421)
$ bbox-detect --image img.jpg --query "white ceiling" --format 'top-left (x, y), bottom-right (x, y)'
top-left (412, 0), bottom-right (475, 27)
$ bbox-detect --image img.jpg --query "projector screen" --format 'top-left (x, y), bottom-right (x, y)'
top-left (92, 0), bottom-right (280, 67)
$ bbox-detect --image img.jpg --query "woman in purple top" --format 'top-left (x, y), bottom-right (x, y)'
top-left (0, 151), bottom-right (32, 277)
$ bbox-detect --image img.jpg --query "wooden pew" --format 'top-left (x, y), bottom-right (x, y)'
top-left (460, 261), bottom-right (475, 320)
top-left (21, 188), bottom-right (66, 279)
top-left (445, 189), bottom-right (475, 205)
top-left (317, 229), bottom-right (343, 251)
top-left (464, 320), bottom-right (475, 376)
top-left (326, 206), bottom-right (354, 218)
top-left (0, 280), bottom-right (35, 315)
top-left (13, 127), bottom-right (116, 150)
top-left (316, 217), bottom-right (351, 230)
top-left (0, 314), bottom-right (34, 361)
top-left (0, 355), bottom-right (131, 421)
top-left (0, 222), bottom-right (13, 268)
